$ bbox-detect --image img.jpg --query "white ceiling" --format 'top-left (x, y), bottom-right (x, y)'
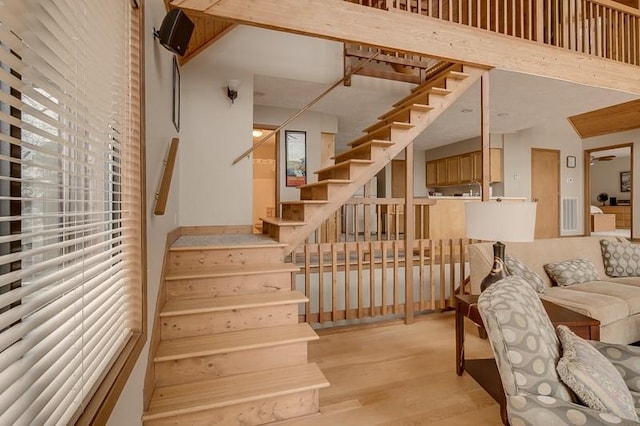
top-left (254, 69), bottom-right (638, 151)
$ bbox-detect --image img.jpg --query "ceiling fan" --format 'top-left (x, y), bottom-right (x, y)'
top-left (590, 154), bottom-right (616, 165)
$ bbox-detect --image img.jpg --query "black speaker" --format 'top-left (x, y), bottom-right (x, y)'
top-left (156, 9), bottom-right (194, 57)
top-left (610, 197), bottom-right (617, 206)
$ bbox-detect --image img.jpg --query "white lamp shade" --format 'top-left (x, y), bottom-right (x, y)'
top-left (465, 201), bottom-right (537, 242)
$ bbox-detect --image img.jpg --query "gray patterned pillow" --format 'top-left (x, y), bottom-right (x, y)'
top-left (543, 258), bottom-right (601, 286)
top-left (504, 254), bottom-right (545, 293)
top-left (556, 325), bottom-right (638, 421)
top-left (600, 239), bottom-right (640, 277)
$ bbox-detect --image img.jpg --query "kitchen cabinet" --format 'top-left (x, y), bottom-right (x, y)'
top-left (426, 148), bottom-right (503, 187)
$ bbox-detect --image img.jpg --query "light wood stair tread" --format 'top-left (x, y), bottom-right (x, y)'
top-left (143, 363), bottom-right (329, 421)
top-left (314, 159), bottom-right (373, 174)
top-left (379, 103), bottom-right (433, 120)
top-left (262, 217), bottom-right (306, 226)
top-left (348, 121), bottom-right (414, 147)
top-left (155, 323), bottom-right (318, 362)
top-left (298, 179), bottom-right (351, 189)
top-left (280, 200), bottom-right (329, 205)
top-left (446, 70), bottom-right (470, 80)
top-left (332, 140), bottom-right (394, 161)
top-left (165, 263), bottom-right (299, 281)
top-left (160, 290), bottom-right (308, 317)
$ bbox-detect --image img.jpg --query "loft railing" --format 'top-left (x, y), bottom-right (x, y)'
top-left (347, 0), bottom-right (640, 66)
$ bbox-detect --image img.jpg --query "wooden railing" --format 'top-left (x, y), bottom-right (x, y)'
top-left (303, 196), bottom-right (436, 244)
top-left (285, 188), bottom-right (474, 325)
top-left (288, 237), bottom-right (472, 325)
top-left (347, 0), bottom-right (640, 66)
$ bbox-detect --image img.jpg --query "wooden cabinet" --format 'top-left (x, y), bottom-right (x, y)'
top-left (426, 160), bottom-right (437, 186)
top-left (425, 149), bottom-right (503, 187)
top-left (601, 205), bottom-right (631, 229)
top-left (446, 157), bottom-right (460, 184)
top-left (436, 159), bottom-right (447, 185)
top-left (459, 153), bottom-right (473, 183)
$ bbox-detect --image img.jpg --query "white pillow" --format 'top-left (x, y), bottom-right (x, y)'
top-left (590, 205), bottom-right (604, 214)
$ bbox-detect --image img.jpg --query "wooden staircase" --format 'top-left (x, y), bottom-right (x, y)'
top-left (143, 62), bottom-right (484, 426)
top-left (143, 233), bottom-right (328, 425)
top-left (262, 63), bottom-right (485, 253)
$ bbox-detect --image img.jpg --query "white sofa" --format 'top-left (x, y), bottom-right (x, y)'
top-left (469, 236), bottom-right (640, 344)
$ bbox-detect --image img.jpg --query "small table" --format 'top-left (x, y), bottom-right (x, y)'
top-left (455, 294), bottom-right (600, 425)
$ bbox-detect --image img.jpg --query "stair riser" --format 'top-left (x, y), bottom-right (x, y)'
top-left (281, 203), bottom-right (322, 221)
top-left (143, 389), bottom-right (319, 426)
top-left (155, 342), bottom-right (308, 386)
top-left (316, 162), bottom-right (370, 181)
top-left (169, 247), bottom-right (284, 269)
top-left (161, 304), bottom-right (299, 340)
top-left (166, 271), bottom-right (292, 300)
top-left (262, 222), bottom-right (298, 241)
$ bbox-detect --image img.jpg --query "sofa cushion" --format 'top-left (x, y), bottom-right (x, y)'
top-left (544, 258), bottom-right (601, 286)
top-left (556, 325), bottom-right (638, 421)
top-left (542, 287), bottom-right (629, 326)
top-left (601, 239), bottom-right (640, 277)
top-left (558, 282), bottom-right (640, 316)
top-left (505, 254), bottom-right (545, 293)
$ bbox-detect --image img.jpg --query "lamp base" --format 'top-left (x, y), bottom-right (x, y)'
top-left (480, 242), bottom-right (508, 292)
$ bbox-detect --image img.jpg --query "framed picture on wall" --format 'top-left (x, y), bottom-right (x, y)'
top-left (621, 171), bottom-right (631, 192)
top-left (285, 130), bottom-right (306, 187)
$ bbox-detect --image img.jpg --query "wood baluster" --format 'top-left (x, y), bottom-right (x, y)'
top-left (357, 242), bottom-right (364, 318)
top-left (318, 244), bottom-right (325, 323)
top-left (449, 238), bottom-right (455, 307)
top-left (419, 239), bottom-right (425, 311)
top-left (304, 245), bottom-right (311, 322)
top-left (429, 239), bottom-right (436, 310)
top-left (439, 239), bottom-right (446, 309)
top-left (382, 240), bottom-right (388, 315)
top-left (459, 239), bottom-right (467, 295)
top-left (331, 242), bottom-right (338, 322)
top-left (369, 241), bottom-right (376, 316)
top-left (393, 241), bottom-right (400, 314)
top-left (345, 242), bottom-right (351, 320)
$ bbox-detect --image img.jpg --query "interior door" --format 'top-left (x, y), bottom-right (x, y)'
top-left (531, 148), bottom-right (560, 239)
top-left (252, 128), bottom-right (277, 233)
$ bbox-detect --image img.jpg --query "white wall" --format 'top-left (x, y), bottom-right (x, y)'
top-left (589, 156), bottom-right (632, 204)
top-left (107, 1), bottom-right (181, 424)
top-left (583, 128), bottom-right (640, 237)
top-left (254, 106), bottom-right (338, 202)
top-left (501, 119), bottom-right (584, 235)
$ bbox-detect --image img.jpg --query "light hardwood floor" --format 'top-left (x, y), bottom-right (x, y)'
top-left (284, 312), bottom-right (502, 425)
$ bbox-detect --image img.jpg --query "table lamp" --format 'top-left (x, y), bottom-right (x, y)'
top-left (465, 200), bottom-right (537, 291)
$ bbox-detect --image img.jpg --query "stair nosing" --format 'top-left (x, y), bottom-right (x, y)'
top-left (170, 242), bottom-right (287, 252)
top-left (280, 200), bottom-right (329, 205)
top-left (262, 217), bottom-right (306, 226)
top-left (154, 323), bottom-right (318, 362)
top-left (165, 263), bottom-right (299, 281)
top-left (298, 179), bottom-right (351, 189)
top-left (314, 159), bottom-right (373, 175)
top-left (143, 363), bottom-right (329, 421)
top-left (160, 290), bottom-right (308, 317)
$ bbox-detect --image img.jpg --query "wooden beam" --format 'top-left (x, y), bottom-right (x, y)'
top-left (172, 0), bottom-right (640, 94)
top-left (481, 72), bottom-right (490, 201)
top-left (568, 98), bottom-right (640, 138)
top-left (404, 144), bottom-right (415, 324)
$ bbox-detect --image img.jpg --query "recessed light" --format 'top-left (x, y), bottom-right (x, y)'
top-left (254, 91), bottom-right (265, 97)
top-left (460, 108), bottom-right (474, 113)
top-left (497, 112), bottom-right (509, 117)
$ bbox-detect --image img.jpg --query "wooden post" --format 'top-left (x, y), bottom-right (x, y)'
top-left (404, 144), bottom-right (415, 324)
top-left (481, 72), bottom-right (490, 201)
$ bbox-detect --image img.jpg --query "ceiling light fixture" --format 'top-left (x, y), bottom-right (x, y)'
top-left (461, 108), bottom-right (474, 113)
top-left (252, 130), bottom-right (263, 138)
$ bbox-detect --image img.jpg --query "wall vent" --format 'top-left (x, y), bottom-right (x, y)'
top-left (562, 197), bottom-right (579, 232)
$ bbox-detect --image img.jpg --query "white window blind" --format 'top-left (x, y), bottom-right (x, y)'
top-left (0, 1), bottom-right (143, 425)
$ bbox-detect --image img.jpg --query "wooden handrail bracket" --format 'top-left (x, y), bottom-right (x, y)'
top-left (154, 138), bottom-right (179, 216)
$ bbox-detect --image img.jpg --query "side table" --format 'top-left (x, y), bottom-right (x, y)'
top-left (455, 294), bottom-right (600, 425)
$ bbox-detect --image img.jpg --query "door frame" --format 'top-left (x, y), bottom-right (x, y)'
top-left (531, 148), bottom-right (561, 238)
top-left (583, 143), bottom-right (633, 237)
top-left (252, 124), bottom-right (280, 221)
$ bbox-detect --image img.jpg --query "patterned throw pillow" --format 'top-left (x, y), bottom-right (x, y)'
top-left (600, 239), bottom-right (640, 277)
top-left (504, 254), bottom-right (545, 293)
top-left (556, 325), bottom-right (639, 421)
top-left (543, 258), bottom-right (601, 286)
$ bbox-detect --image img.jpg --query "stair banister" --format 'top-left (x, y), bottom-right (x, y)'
top-left (231, 51), bottom-right (381, 165)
